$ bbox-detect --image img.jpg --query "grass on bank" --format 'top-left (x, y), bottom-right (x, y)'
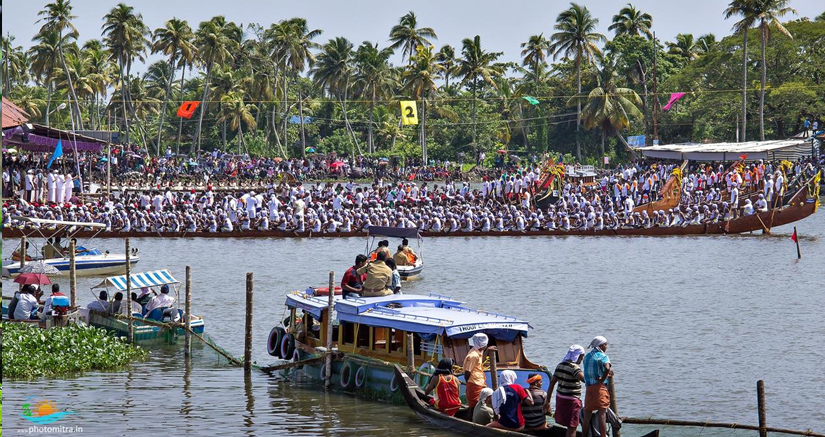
top-left (1, 322), bottom-right (147, 379)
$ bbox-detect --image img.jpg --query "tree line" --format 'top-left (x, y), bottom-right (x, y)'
top-left (2, 0), bottom-right (824, 164)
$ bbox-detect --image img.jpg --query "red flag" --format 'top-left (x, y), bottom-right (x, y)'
top-left (791, 229), bottom-right (798, 243)
top-left (739, 154), bottom-right (747, 160)
top-left (662, 92), bottom-right (686, 111)
top-left (176, 101), bottom-right (200, 119)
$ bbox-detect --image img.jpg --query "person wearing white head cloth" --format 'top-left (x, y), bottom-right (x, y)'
top-left (547, 345), bottom-right (586, 437)
top-left (581, 336), bottom-right (613, 437)
top-left (488, 369), bottom-right (533, 430)
top-left (463, 333), bottom-right (489, 408)
top-left (472, 387), bottom-right (495, 425)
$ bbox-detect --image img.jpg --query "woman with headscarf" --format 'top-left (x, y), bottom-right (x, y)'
top-left (547, 345), bottom-right (586, 437)
top-left (463, 333), bottom-right (488, 408)
top-left (472, 387), bottom-right (495, 425)
top-left (423, 358), bottom-right (462, 416)
top-left (488, 370), bottom-right (533, 430)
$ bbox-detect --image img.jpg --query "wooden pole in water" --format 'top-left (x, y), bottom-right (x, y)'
top-left (324, 271), bottom-right (334, 388)
top-left (184, 266), bottom-right (192, 357)
top-left (244, 272), bottom-right (254, 373)
top-left (794, 226), bottom-right (801, 259)
top-left (124, 238), bottom-right (133, 343)
top-left (609, 377), bottom-right (621, 437)
top-left (19, 235), bottom-right (26, 292)
top-left (758, 380), bottom-right (768, 437)
top-left (407, 332), bottom-right (415, 372)
top-left (489, 347), bottom-right (498, 390)
top-left (69, 240), bottom-right (77, 308)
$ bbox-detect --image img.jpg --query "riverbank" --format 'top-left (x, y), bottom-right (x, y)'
top-left (1, 322), bottom-right (147, 379)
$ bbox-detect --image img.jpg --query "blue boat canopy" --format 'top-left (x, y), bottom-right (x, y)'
top-left (93, 269), bottom-right (179, 291)
top-left (285, 292), bottom-right (530, 342)
top-left (367, 226), bottom-right (420, 239)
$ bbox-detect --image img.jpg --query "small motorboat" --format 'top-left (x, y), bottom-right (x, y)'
top-left (2, 216), bottom-right (138, 277)
top-left (365, 225), bottom-right (423, 278)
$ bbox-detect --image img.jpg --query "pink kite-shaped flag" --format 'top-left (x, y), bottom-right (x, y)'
top-left (662, 92), bottom-right (686, 111)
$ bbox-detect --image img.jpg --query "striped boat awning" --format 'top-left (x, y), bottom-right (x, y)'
top-left (93, 269), bottom-right (179, 291)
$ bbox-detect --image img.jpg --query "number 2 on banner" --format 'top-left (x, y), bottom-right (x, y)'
top-left (400, 101), bottom-right (418, 125)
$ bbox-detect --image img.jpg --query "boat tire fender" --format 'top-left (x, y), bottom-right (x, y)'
top-left (354, 366), bottom-right (367, 389)
top-left (280, 332), bottom-right (296, 359)
top-left (417, 362), bottom-right (435, 387)
top-left (268, 327), bottom-right (285, 357)
top-left (340, 361), bottom-right (357, 391)
top-left (389, 374), bottom-right (400, 393)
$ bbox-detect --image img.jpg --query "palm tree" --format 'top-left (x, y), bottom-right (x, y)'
top-left (354, 42), bottom-right (396, 153)
top-left (435, 45), bottom-right (457, 91)
top-left (81, 40), bottom-right (112, 130)
top-left (103, 3), bottom-right (149, 145)
top-left (13, 86), bottom-right (46, 118)
top-left (549, 2), bottom-right (605, 160)
top-left (388, 11), bottom-right (438, 64)
top-left (402, 44), bottom-right (442, 162)
top-left (667, 34), bottom-right (700, 62)
top-left (520, 34), bottom-right (550, 82)
top-left (218, 91), bottom-right (257, 153)
top-left (578, 56), bottom-right (643, 158)
top-left (29, 29), bottom-right (66, 127)
top-left (2, 34), bottom-right (28, 95)
top-left (817, 12), bottom-right (825, 22)
top-left (456, 35), bottom-right (503, 151)
top-left (311, 37), bottom-right (362, 155)
top-left (37, 0), bottom-right (84, 129)
top-left (609, 4), bottom-right (653, 39)
top-left (696, 33), bottom-right (718, 54)
top-left (151, 18), bottom-right (195, 155)
top-left (752, 0), bottom-right (796, 141)
top-left (725, 0), bottom-right (758, 142)
top-left (271, 18), bottom-right (321, 156)
top-left (193, 16), bottom-right (234, 152)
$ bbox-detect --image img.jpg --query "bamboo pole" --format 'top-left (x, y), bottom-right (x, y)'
top-left (184, 266), bottom-right (192, 357)
top-left (758, 380), bottom-right (768, 437)
top-left (794, 226), bottom-right (801, 259)
top-left (69, 240), bottom-right (76, 308)
top-left (608, 377), bottom-right (621, 437)
top-left (324, 271), bottom-right (335, 388)
top-left (489, 346), bottom-right (498, 389)
top-left (407, 332), bottom-right (415, 373)
top-left (244, 272), bottom-right (254, 373)
top-left (125, 238), bottom-right (133, 343)
top-left (19, 235), bottom-right (26, 292)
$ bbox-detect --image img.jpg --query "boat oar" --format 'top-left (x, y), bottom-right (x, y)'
top-left (755, 213), bottom-right (771, 235)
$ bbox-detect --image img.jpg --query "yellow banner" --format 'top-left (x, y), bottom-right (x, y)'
top-left (400, 101), bottom-right (419, 125)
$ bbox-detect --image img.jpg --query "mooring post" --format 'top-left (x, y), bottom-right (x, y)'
top-left (124, 238), bottom-right (133, 343)
top-left (758, 380), bottom-right (768, 437)
top-left (609, 377), bottom-right (621, 437)
top-left (244, 272), bottom-right (254, 372)
top-left (69, 240), bottom-right (77, 308)
top-left (19, 235), bottom-right (26, 292)
top-left (324, 271), bottom-right (334, 388)
top-left (407, 332), bottom-right (415, 373)
top-left (794, 226), bottom-right (801, 259)
top-left (184, 266), bottom-right (192, 357)
top-left (489, 347), bottom-right (498, 390)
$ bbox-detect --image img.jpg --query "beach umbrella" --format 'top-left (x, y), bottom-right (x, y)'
top-left (330, 161), bottom-right (345, 169)
top-left (19, 261), bottom-right (61, 275)
top-left (14, 273), bottom-right (52, 285)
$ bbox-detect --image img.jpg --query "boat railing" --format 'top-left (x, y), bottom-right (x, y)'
top-left (421, 340), bottom-right (443, 356)
top-left (426, 292), bottom-right (455, 301)
top-left (443, 304), bottom-right (521, 321)
top-left (369, 307), bottom-right (453, 324)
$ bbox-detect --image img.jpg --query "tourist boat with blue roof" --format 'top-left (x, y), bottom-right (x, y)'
top-left (82, 269), bottom-right (205, 345)
top-left (268, 290), bottom-right (548, 404)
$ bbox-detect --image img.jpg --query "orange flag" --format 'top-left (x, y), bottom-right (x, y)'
top-left (176, 101), bottom-right (200, 119)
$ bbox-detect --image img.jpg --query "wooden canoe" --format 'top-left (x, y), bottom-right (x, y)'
top-left (2, 182), bottom-right (816, 240)
top-left (392, 365), bottom-right (659, 437)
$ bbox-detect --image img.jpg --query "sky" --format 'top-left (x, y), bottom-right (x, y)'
top-left (3, 0), bottom-right (823, 72)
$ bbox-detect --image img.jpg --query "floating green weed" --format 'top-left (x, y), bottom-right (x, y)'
top-left (1, 322), bottom-right (147, 379)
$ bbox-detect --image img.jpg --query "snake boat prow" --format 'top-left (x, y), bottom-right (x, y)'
top-left (392, 365), bottom-right (659, 437)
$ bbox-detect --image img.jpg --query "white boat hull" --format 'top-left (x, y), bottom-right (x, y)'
top-left (2, 254), bottom-right (139, 278)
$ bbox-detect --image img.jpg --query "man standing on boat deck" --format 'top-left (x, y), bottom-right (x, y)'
top-left (356, 252), bottom-right (393, 297)
top-left (581, 336), bottom-right (613, 437)
top-left (547, 344), bottom-right (585, 437)
top-left (463, 333), bottom-right (489, 408)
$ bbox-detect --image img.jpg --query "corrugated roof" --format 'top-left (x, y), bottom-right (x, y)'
top-left (2, 97), bottom-right (30, 128)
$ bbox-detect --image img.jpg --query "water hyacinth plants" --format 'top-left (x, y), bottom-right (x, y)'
top-left (2, 322), bottom-right (147, 379)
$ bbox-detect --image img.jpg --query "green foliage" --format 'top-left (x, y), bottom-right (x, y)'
top-left (2, 322), bottom-right (147, 379)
